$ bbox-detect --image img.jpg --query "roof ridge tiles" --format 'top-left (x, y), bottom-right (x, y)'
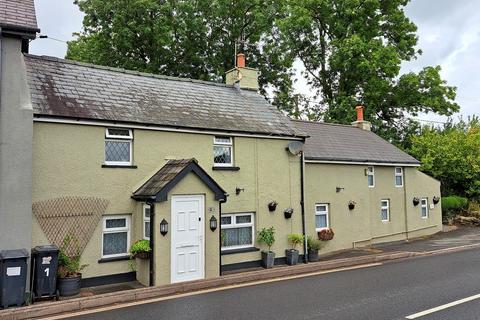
top-left (24, 54), bottom-right (234, 89)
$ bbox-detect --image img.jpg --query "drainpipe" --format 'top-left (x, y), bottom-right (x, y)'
top-left (300, 151), bottom-right (308, 263)
top-left (403, 168), bottom-right (409, 241)
top-left (218, 200), bottom-right (223, 276)
top-left (146, 197), bottom-right (156, 286)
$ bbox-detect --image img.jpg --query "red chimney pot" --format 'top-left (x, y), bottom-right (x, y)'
top-left (355, 105), bottom-right (364, 122)
top-left (237, 53), bottom-right (245, 68)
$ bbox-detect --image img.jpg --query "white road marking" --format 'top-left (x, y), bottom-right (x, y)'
top-left (406, 293), bottom-right (480, 319)
top-left (40, 262), bottom-right (382, 320)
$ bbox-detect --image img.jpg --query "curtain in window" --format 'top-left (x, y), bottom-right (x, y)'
top-left (223, 227), bottom-right (252, 247)
top-left (103, 232), bottom-right (128, 256)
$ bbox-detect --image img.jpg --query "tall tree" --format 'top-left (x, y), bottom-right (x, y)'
top-left (275, 0), bottom-right (459, 145)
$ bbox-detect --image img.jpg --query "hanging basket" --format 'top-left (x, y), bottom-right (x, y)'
top-left (268, 201), bottom-right (278, 212)
top-left (134, 251), bottom-right (151, 259)
top-left (318, 228), bottom-right (335, 241)
top-left (284, 208), bottom-right (293, 219)
top-left (413, 197), bottom-right (420, 206)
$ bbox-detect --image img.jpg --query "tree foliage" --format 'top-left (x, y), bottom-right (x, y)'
top-left (68, 0), bottom-right (460, 146)
top-left (409, 117), bottom-right (480, 199)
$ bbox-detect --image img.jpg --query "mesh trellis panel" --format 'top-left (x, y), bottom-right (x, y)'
top-left (33, 197), bottom-right (109, 256)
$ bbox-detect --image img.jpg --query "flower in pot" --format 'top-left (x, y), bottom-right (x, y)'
top-left (268, 201), bottom-right (278, 212)
top-left (130, 239), bottom-right (151, 259)
top-left (284, 207), bottom-right (294, 219)
top-left (413, 197), bottom-right (420, 206)
top-left (57, 235), bottom-right (88, 297)
top-left (307, 236), bottom-right (323, 262)
top-left (258, 226), bottom-right (276, 268)
top-left (318, 228), bottom-right (335, 241)
top-left (348, 200), bottom-right (356, 210)
top-left (286, 233), bottom-right (304, 265)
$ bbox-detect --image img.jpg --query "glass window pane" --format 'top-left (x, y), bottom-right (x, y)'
top-left (315, 214), bottom-right (327, 229)
top-left (381, 200), bottom-right (388, 207)
top-left (236, 215), bottom-right (251, 224)
top-left (368, 175), bottom-right (374, 186)
top-left (105, 141), bottom-right (130, 162)
top-left (381, 209), bottom-right (388, 220)
top-left (103, 232), bottom-right (127, 255)
top-left (395, 168), bottom-right (402, 174)
top-left (106, 218), bottom-right (126, 228)
top-left (316, 205), bottom-right (327, 212)
top-left (144, 207), bottom-right (150, 218)
top-left (222, 227), bottom-right (252, 247)
top-left (214, 146), bottom-right (232, 164)
top-left (396, 176), bottom-right (403, 186)
top-left (421, 207), bottom-right (427, 217)
top-left (144, 222), bottom-right (150, 238)
top-left (221, 217), bottom-right (232, 225)
top-left (107, 128), bottom-right (130, 137)
top-left (214, 137), bottom-right (231, 144)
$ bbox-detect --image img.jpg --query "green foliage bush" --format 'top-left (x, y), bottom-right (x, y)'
top-left (287, 233), bottom-right (304, 250)
top-left (441, 196), bottom-right (468, 218)
top-left (129, 239), bottom-right (151, 256)
top-left (58, 234), bottom-right (88, 278)
top-left (258, 227), bottom-right (275, 252)
top-left (307, 236), bottom-right (323, 252)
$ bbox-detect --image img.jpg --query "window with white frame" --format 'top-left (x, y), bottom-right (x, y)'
top-left (143, 204), bottom-right (151, 240)
top-left (102, 215), bottom-right (130, 258)
top-left (220, 213), bottom-right (253, 250)
top-left (315, 203), bottom-right (329, 230)
top-left (213, 136), bottom-right (233, 166)
top-left (105, 128), bottom-right (133, 165)
top-left (421, 198), bottom-right (428, 218)
top-left (367, 166), bottom-right (375, 187)
top-left (381, 199), bottom-right (390, 221)
top-left (395, 167), bottom-right (404, 187)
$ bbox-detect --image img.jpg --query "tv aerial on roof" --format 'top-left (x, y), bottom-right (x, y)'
top-left (287, 141), bottom-right (304, 156)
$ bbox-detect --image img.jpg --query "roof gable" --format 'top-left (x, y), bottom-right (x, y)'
top-left (294, 120), bottom-right (420, 165)
top-left (25, 55), bottom-right (306, 138)
top-left (132, 159), bottom-right (227, 202)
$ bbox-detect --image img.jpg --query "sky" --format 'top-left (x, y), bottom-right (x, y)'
top-left (30, 0), bottom-right (479, 124)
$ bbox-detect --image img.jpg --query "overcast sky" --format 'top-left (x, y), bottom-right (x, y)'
top-left (30, 0), bottom-right (479, 123)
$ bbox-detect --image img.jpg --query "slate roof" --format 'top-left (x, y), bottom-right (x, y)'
top-left (0, 0), bottom-right (39, 32)
top-left (25, 54), bottom-right (306, 138)
top-left (132, 158), bottom-right (227, 202)
top-left (293, 120), bottom-right (420, 165)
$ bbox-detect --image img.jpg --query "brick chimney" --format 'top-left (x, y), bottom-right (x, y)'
top-left (351, 105), bottom-right (371, 131)
top-left (225, 53), bottom-right (259, 91)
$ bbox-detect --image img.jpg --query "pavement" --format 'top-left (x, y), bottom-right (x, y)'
top-left (67, 247), bottom-right (480, 320)
top-left (0, 226), bottom-right (479, 320)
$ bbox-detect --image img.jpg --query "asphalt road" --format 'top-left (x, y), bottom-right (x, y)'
top-left (71, 248), bottom-right (480, 320)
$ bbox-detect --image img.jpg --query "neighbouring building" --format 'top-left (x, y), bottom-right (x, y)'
top-left (0, 0), bottom-right (441, 288)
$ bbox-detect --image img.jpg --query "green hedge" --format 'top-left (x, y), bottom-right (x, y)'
top-left (441, 196), bottom-right (468, 218)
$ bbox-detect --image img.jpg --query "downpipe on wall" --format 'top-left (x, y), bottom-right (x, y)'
top-left (300, 151), bottom-right (308, 263)
top-left (146, 197), bottom-right (156, 286)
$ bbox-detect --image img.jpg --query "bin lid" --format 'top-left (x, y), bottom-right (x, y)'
top-left (32, 245), bottom-right (59, 253)
top-left (0, 249), bottom-right (29, 260)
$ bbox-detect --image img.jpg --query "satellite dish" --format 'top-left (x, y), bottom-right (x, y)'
top-left (287, 141), bottom-right (304, 155)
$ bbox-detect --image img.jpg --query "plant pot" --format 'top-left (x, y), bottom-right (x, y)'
top-left (308, 250), bottom-right (319, 262)
top-left (348, 204), bottom-right (355, 210)
top-left (433, 196), bottom-right (440, 204)
top-left (268, 203), bottom-right (277, 212)
top-left (134, 251), bottom-right (150, 259)
top-left (261, 251), bottom-right (275, 269)
top-left (284, 209), bottom-right (293, 219)
top-left (58, 274), bottom-right (82, 297)
top-left (285, 249), bottom-right (299, 265)
top-left (413, 197), bottom-right (420, 206)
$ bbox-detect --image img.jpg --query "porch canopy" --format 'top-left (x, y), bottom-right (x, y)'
top-left (131, 158), bottom-right (227, 202)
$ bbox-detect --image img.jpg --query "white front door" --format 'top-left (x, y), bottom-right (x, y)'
top-left (171, 195), bottom-right (205, 283)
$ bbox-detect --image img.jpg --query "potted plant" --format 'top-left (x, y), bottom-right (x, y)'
top-left (433, 196), bottom-right (440, 204)
top-left (286, 233), bottom-right (304, 265)
top-left (348, 200), bottom-right (356, 210)
top-left (318, 228), bottom-right (335, 241)
top-left (268, 201), bottom-right (278, 212)
top-left (258, 226), bottom-right (276, 268)
top-left (413, 197), bottom-right (420, 206)
top-left (307, 236), bottom-right (322, 262)
top-left (284, 207), bottom-right (294, 219)
top-left (130, 239), bottom-right (151, 259)
top-left (57, 235), bottom-right (88, 297)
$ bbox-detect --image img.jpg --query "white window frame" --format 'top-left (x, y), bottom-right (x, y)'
top-left (381, 199), bottom-right (390, 222)
top-left (367, 166), bottom-right (375, 188)
top-left (421, 198), bottom-right (429, 218)
top-left (315, 203), bottom-right (330, 231)
top-left (143, 204), bottom-right (151, 240)
top-left (213, 136), bottom-right (234, 167)
top-left (395, 167), bottom-right (404, 187)
top-left (220, 213), bottom-right (254, 250)
top-left (101, 215), bottom-right (131, 258)
top-left (104, 128), bottom-right (133, 166)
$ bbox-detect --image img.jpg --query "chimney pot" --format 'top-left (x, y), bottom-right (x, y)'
top-left (236, 53), bottom-right (245, 68)
top-left (355, 105), bottom-right (364, 122)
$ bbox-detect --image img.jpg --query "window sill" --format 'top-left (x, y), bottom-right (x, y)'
top-left (98, 256), bottom-right (131, 263)
top-left (212, 166), bottom-right (240, 171)
top-left (221, 247), bottom-right (259, 255)
top-left (102, 164), bottom-right (138, 169)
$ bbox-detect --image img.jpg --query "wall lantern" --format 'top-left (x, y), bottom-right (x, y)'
top-left (413, 197), bottom-right (420, 206)
top-left (160, 219), bottom-right (168, 236)
top-left (209, 215), bottom-right (218, 231)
